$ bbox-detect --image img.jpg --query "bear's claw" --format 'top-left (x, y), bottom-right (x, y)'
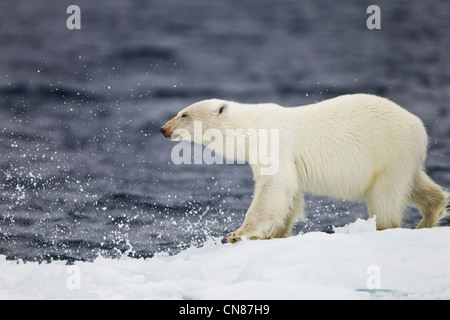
top-left (226, 232), bottom-right (242, 243)
top-left (226, 231), bottom-right (263, 243)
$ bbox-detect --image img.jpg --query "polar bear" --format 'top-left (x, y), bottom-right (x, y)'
top-left (160, 94), bottom-right (449, 242)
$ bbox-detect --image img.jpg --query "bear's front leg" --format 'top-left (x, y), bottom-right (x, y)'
top-left (226, 173), bottom-right (297, 243)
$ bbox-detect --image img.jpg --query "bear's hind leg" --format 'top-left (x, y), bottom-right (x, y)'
top-left (409, 170), bottom-right (447, 228)
top-left (364, 172), bottom-right (409, 230)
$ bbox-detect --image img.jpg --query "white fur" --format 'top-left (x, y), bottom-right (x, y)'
top-left (161, 94), bottom-right (449, 242)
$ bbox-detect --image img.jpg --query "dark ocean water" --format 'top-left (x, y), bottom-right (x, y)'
top-left (0, 0), bottom-right (449, 262)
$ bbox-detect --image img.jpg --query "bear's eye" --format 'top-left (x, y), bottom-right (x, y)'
top-left (181, 113), bottom-right (188, 118)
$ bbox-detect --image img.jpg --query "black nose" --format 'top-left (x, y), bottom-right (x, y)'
top-left (160, 127), bottom-right (166, 135)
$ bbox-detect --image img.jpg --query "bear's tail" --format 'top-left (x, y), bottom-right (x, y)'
top-left (434, 191), bottom-right (450, 227)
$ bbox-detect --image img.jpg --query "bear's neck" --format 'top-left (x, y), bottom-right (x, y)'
top-left (227, 104), bottom-right (278, 130)
top-left (210, 104), bottom-right (287, 165)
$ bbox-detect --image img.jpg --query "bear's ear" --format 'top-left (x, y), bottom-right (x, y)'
top-left (218, 103), bottom-right (227, 115)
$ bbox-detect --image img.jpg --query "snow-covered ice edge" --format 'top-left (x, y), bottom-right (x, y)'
top-left (1, 217), bottom-right (449, 300)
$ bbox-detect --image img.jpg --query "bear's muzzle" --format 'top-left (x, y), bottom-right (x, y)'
top-left (160, 126), bottom-right (172, 139)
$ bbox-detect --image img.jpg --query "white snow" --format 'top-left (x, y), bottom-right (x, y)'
top-left (1, 217), bottom-right (450, 300)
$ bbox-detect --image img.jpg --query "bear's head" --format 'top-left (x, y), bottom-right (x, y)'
top-left (161, 99), bottom-right (280, 174)
top-left (160, 99), bottom-right (229, 144)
